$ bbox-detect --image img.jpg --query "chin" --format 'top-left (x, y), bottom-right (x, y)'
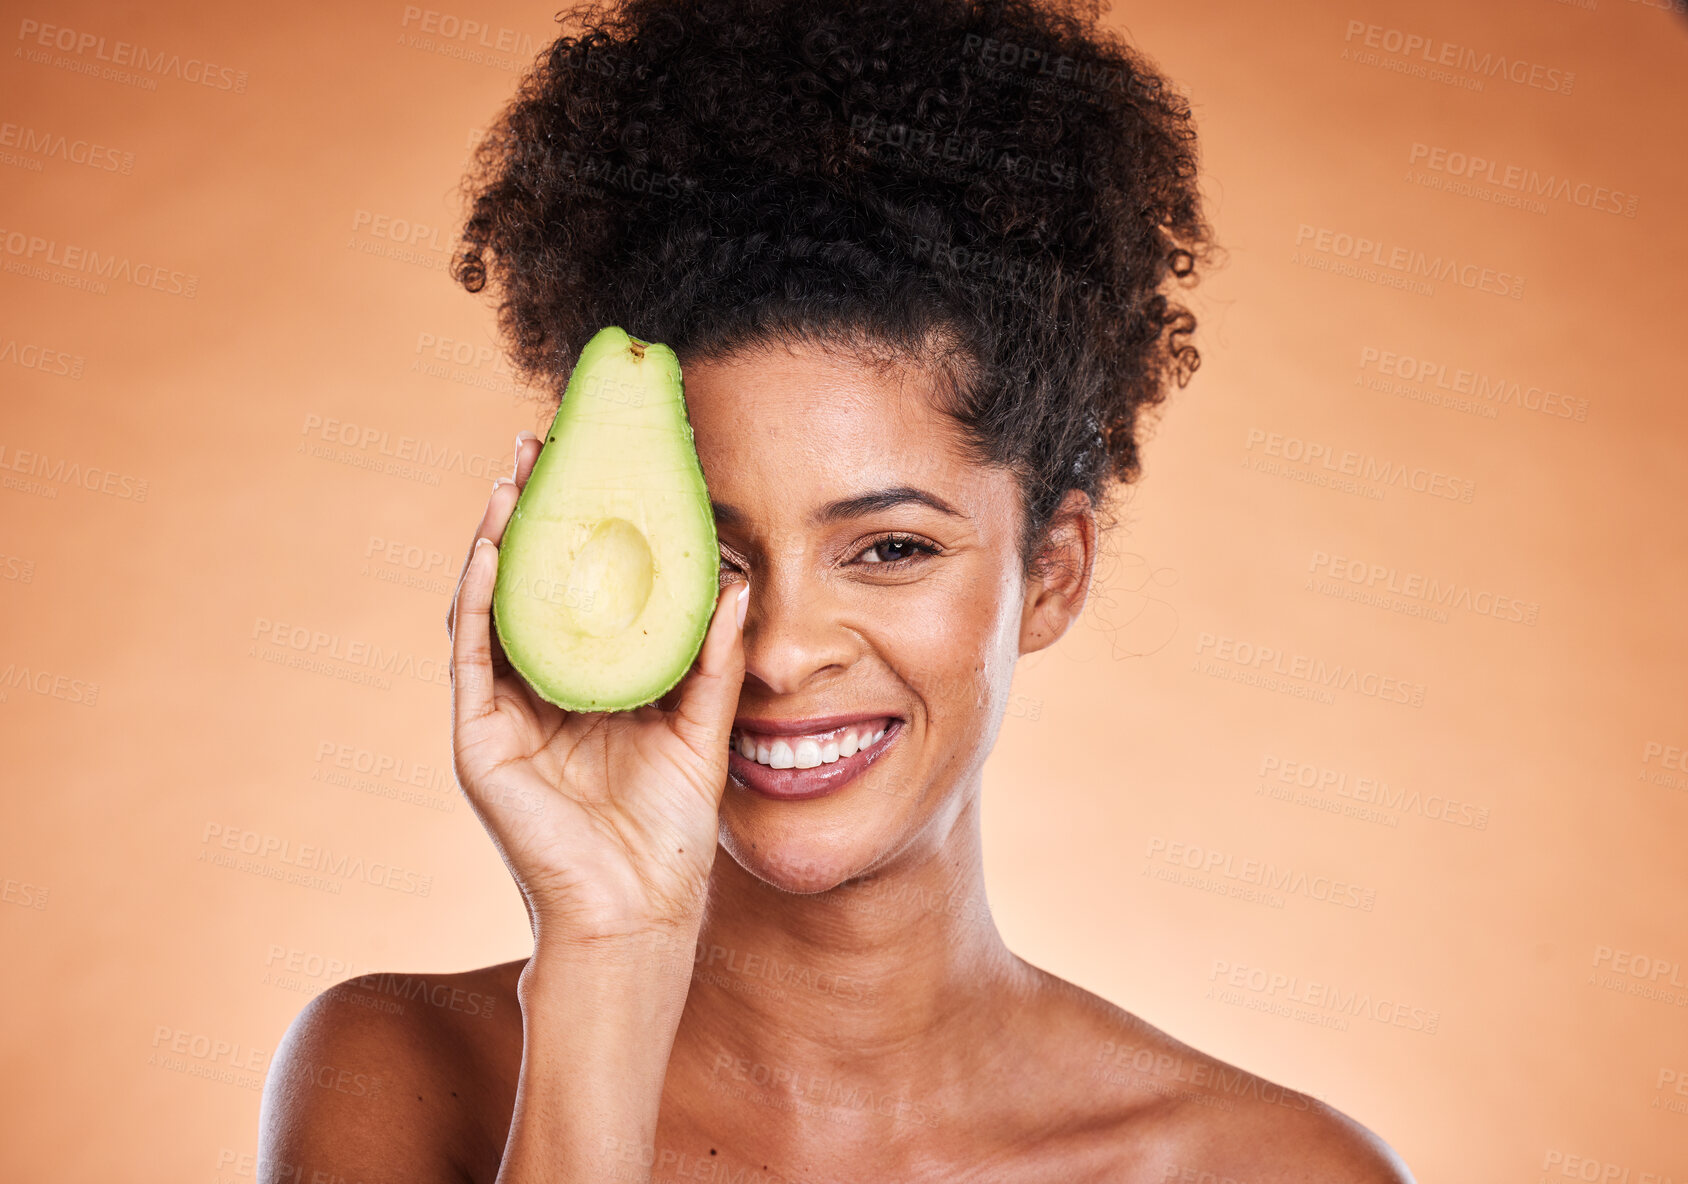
top-left (715, 802), bottom-right (898, 896)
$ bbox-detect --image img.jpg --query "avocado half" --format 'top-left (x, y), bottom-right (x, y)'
top-left (492, 326), bottom-right (719, 712)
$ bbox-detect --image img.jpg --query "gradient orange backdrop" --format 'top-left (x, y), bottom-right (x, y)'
top-left (2, 1), bottom-right (1685, 1180)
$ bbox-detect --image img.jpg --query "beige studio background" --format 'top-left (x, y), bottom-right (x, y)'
top-left (2, 0), bottom-right (1685, 1179)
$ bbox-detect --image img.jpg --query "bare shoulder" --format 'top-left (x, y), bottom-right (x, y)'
top-left (1140, 1075), bottom-right (1416, 1184)
top-left (258, 959), bottom-right (525, 1184)
top-left (1021, 967), bottom-right (1415, 1183)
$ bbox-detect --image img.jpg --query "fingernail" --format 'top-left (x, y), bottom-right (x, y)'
top-left (493, 476), bottom-right (514, 493)
top-left (735, 583), bottom-right (750, 630)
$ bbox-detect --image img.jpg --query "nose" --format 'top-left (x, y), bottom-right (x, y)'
top-left (739, 577), bottom-right (855, 697)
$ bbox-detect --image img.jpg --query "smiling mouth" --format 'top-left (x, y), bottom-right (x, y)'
top-left (726, 717), bottom-right (901, 801)
top-left (732, 718), bottom-right (891, 768)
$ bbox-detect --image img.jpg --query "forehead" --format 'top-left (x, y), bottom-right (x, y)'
top-left (678, 342), bottom-right (982, 504)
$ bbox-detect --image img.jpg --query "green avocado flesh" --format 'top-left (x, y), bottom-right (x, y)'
top-left (492, 326), bottom-right (718, 712)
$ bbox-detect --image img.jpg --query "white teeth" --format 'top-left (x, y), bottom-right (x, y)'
top-left (733, 721), bottom-right (892, 768)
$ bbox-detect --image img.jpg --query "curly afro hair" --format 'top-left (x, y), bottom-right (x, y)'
top-left (452, 0), bottom-right (1213, 572)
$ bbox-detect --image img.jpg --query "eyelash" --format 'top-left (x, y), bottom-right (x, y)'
top-left (853, 533), bottom-right (940, 568)
top-left (717, 533), bottom-right (940, 573)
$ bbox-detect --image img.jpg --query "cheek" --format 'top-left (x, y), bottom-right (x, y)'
top-left (881, 566), bottom-right (1018, 718)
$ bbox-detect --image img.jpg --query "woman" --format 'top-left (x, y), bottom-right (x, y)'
top-left (261, 0), bottom-right (1415, 1178)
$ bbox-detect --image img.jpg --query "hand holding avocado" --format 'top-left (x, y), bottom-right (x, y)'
top-left (445, 329), bottom-right (747, 947)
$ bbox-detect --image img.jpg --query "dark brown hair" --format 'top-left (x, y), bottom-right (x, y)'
top-left (453, 0), bottom-right (1213, 569)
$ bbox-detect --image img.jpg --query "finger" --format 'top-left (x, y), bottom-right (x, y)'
top-left (474, 429), bottom-right (545, 652)
top-left (514, 430), bottom-right (541, 487)
top-left (449, 432), bottom-right (546, 638)
top-left (668, 580), bottom-right (749, 786)
top-left (451, 537), bottom-right (501, 728)
top-left (446, 473), bottom-right (527, 640)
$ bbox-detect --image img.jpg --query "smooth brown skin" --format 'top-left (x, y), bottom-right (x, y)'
top-left (259, 341), bottom-right (1415, 1183)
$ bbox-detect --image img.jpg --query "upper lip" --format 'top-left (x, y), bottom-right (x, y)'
top-left (731, 712), bottom-right (895, 737)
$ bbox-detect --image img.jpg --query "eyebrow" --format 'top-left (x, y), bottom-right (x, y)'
top-left (712, 485), bottom-right (964, 528)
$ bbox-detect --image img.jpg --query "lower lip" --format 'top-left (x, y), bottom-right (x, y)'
top-left (727, 721), bottom-right (902, 802)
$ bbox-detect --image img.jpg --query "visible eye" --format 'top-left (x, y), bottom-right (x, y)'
top-left (854, 533), bottom-right (940, 567)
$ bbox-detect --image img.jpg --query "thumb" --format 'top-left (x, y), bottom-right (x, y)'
top-left (668, 580), bottom-right (748, 765)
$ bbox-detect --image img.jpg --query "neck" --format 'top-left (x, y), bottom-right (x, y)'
top-left (677, 781), bottom-right (1028, 1092)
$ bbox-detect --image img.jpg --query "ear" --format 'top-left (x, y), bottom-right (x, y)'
top-left (1018, 489), bottom-right (1097, 656)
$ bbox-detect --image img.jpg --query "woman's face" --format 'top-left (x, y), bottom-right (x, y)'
top-left (678, 340), bottom-right (1089, 894)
